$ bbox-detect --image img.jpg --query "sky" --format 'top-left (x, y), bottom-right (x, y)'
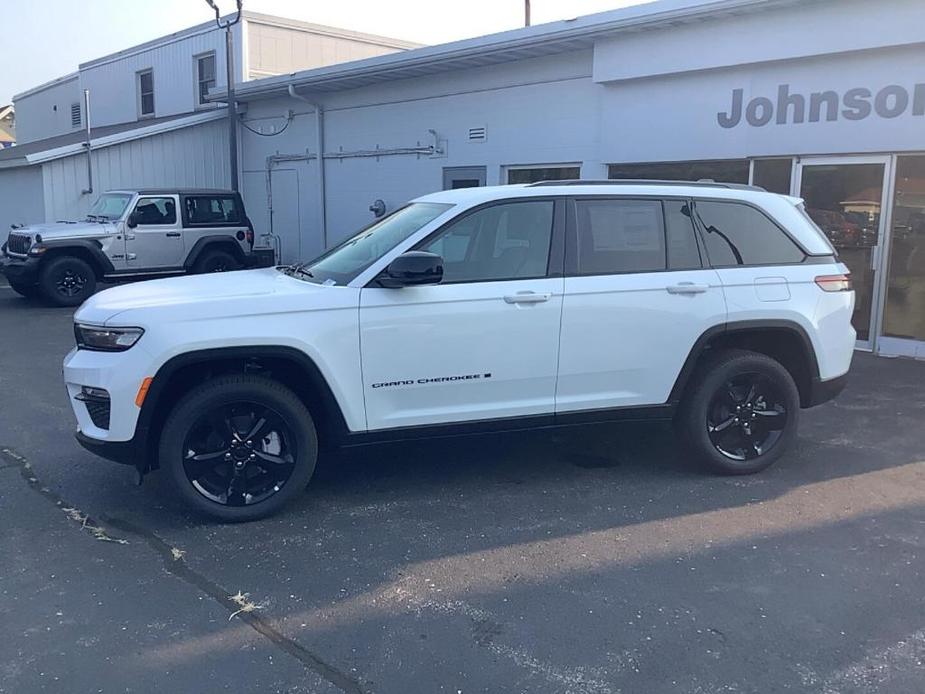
top-left (1, 0), bottom-right (647, 104)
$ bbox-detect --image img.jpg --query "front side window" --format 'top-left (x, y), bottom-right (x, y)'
top-left (575, 199), bottom-right (666, 275)
top-left (184, 196), bottom-right (241, 225)
top-left (133, 197), bottom-right (176, 225)
top-left (694, 200), bottom-right (805, 266)
top-left (87, 193), bottom-right (132, 221)
top-left (419, 200), bottom-right (555, 283)
top-left (138, 70), bottom-right (154, 117)
top-left (197, 53), bottom-right (216, 105)
top-left (297, 203), bottom-right (453, 285)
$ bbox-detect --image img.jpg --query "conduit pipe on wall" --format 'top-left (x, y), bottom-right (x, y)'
top-left (287, 85), bottom-right (327, 248)
top-left (80, 90), bottom-right (93, 195)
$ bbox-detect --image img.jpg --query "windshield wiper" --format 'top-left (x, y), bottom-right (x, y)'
top-left (284, 262), bottom-right (314, 279)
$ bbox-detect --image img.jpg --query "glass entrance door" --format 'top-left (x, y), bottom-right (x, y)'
top-left (794, 157), bottom-right (890, 347)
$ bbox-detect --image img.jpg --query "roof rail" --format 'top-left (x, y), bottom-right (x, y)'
top-left (527, 179), bottom-right (766, 192)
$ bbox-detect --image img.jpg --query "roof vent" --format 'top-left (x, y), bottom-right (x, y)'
top-left (468, 126), bottom-right (486, 143)
top-left (71, 102), bottom-right (81, 128)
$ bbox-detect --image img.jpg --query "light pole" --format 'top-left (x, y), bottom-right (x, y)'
top-left (205, 0), bottom-right (243, 192)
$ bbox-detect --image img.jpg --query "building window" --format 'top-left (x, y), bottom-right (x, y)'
top-left (137, 69), bottom-right (155, 118)
top-left (506, 165), bottom-right (581, 185)
top-left (752, 158), bottom-right (793, 195)
top-left (196, 53), bottom-right (216, 106)
top-left (608, 160), bottom-right (750, 185)
top-left (70, 102), bottom-right (81, 128)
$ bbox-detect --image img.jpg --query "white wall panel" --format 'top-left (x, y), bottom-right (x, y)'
top-left (13, 77), bottom-right (82, 143)
top-left (0, 166), bottom-right (45, 233)
top-left (41, 120), bottom-right (230, 223)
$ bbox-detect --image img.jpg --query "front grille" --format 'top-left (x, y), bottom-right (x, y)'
top-left (76, 389), bottom-right (111, 430)
top-left (6, 233), bottom-right (31, 256)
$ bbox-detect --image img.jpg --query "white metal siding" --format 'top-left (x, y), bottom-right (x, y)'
top-left (41, 119), bottom-right (230, 223)
top-left (0, 165), bottom-right (45, 233)
top-left (246, 22), bottom-right (409, 80)
top-left (13, 77), bottom-right (82, 144)
top-left (79, 28), bottom-right (230, 129)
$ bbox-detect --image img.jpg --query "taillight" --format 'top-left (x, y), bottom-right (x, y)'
top-left (815, 274), bottom-right (853, 292)
top-left (245, 227), bottom-right (254, 245)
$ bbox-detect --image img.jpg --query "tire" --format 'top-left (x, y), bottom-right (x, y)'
top-left (159, 375), bottom-right (318, 522)
top-left (38, 255), bottom-right (98, 307)
top-left (193, 247), bottom-right (241, 274)
top-left (8, 281), bottom-right (39, 298)
top-left (677, 348), bottom-right (800, 475)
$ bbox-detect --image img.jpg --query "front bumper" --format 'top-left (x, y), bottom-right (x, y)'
top-left (805, 372), bottom-right (848, 407)
top-left (0, 254), bottom-right (41, 286)
top-left (75, 430), bottom-right (143, 467)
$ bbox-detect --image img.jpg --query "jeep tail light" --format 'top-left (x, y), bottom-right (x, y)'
top-left (815, 274), bottom-right (853, 292)
top-left (245, 227), bottom-right (254, 245)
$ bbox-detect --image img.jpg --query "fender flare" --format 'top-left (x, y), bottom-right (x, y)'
top-left (668, 319), bottom-right (820, 404)
top-left (40, 238), bottom-right (114, 277)
top-left (183, 235), bottom-right (248, 271)
top-left (134, 345), bottom-right (351, 472)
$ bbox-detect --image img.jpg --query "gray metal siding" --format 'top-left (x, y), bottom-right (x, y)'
top-left (0, 165), bottom-right (45, 234)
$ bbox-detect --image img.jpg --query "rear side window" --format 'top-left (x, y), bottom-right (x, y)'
top-left (184, 196), bottom-right (242, 226)
top-left (664, 200), bottom-right (703, 270)
top-left (575, 199), bottom-right (666, 274)
top-left (694, 200), bottom-right (805, 266)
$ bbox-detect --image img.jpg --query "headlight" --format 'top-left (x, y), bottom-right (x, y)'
top-left (74, 324), bottom-right (144, 352)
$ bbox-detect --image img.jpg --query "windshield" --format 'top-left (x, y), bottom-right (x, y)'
top-left (289, 202), bottom-right (453, 285)
top-left (87, 193), bottom-right (133, 221)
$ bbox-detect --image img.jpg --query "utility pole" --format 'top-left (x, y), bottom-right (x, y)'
top-left (525, 0), bottom-right (531, 26)
top-left (205, 0), bottom-right (243, 192)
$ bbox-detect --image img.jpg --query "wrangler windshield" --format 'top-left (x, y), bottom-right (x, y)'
top-left (285, 202), bottom-right (453, 285)
top-left (87, 193), bottom-right (133, 221)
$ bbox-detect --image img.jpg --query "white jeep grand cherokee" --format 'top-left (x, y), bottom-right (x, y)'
top-left (64, 181), bottom-right (855, 521)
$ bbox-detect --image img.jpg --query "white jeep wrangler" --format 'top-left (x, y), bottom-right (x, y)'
top-left (1, 189), bottom-right (260, 306)
top-left (63, 180), bottom-right (855, 521)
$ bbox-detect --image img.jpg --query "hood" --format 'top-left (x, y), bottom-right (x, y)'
top-left (74, 267), bottom-right (339, 326)
top-left (10, 220), bottom-right (118, 241)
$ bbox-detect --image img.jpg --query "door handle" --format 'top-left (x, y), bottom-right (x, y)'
top-left (666, 283), bottom-right (709, 295)
top-left (125, 234), bottom-right (135, 240)
top-left (503, 292), bottom-right (551, 304)
top-left (166, 232), bottom-right (181, 238)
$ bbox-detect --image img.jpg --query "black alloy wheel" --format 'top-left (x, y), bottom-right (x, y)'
top-left (678, 349), bottom-right (800, 475)
top-left (182, 402), bottom-right (297, 507)
top-left (56, 268), bottom-right (88, 298)
top-left (159, 375), bottom-right (318, 521)
top-left (706, 373), bottom-right (788, 461)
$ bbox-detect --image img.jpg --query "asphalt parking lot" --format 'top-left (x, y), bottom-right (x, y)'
top-left (1, 277), bottom-right (924, 694)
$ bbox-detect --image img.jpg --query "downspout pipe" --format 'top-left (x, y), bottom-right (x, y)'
top-left (288, 84), bottom-right (327, 249)
top-left (81, 89), bottom-right (93, 195)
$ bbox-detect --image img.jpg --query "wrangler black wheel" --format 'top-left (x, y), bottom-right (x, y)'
top-left (193, 248), bottom-right (240, 274)
top-left (38, 255), bottom-right (97, 307)
top-left (678, 349), bottom-right (799, 474)
top-left (160, 375), bottom-right (317, 521)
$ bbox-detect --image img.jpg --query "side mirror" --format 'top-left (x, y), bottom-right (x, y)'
top-left (378, 251), bottom-right (443, 288)
top-left (126, 212), bottom-right (138, 229)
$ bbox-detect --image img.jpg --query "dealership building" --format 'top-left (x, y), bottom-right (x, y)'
top-left (216, 0), bottom-right (921, 359)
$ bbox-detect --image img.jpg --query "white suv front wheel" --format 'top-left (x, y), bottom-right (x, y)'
top-left (159, 375), bottom-right (318, 521)
top-left (678, 349), bottom-right (800, 475)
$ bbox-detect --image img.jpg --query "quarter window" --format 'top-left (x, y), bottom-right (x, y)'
top-left (575, 200), bottom-right (666, 274)
top-left (665, 200), bottom-right (703, 270)
top-left (133, 197), bottom-right (176, 225)
top-left (694, 200), bottom-right (805, 266)
top-left (138, 70), bottom-right (155, 117)
top-left (184, 196), bottom-right (242, 225)
top-left (419, 201), bottom-right (554, 283)
top-left (196, 53), bottom-right (216, 106)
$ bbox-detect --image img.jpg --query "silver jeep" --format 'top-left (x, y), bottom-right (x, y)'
top-left (1, 188), bottom-right (263, 306)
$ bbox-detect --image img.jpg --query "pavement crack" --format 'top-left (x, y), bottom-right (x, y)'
top-left (0, 446), bottom-right (130, 545)
top-left (103, 515), bottom-right (368, 694)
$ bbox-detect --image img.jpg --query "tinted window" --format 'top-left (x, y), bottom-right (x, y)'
top-left (420, 201), bottom-right (554, 283)
top-left (184, 196), bottom-right (242, 225)
top-left (133, 197), bottom-right (176, 225)
top-left (665, 200), bottom-right (702, 270)
top-left (507, 166), bottom-right (581, 184)
top-left (694, 201), bottom-right (805, 266)
top-left (575, 200), bottom-right (665, 274)
top-left (752, 158), bottom-right (793, 195)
